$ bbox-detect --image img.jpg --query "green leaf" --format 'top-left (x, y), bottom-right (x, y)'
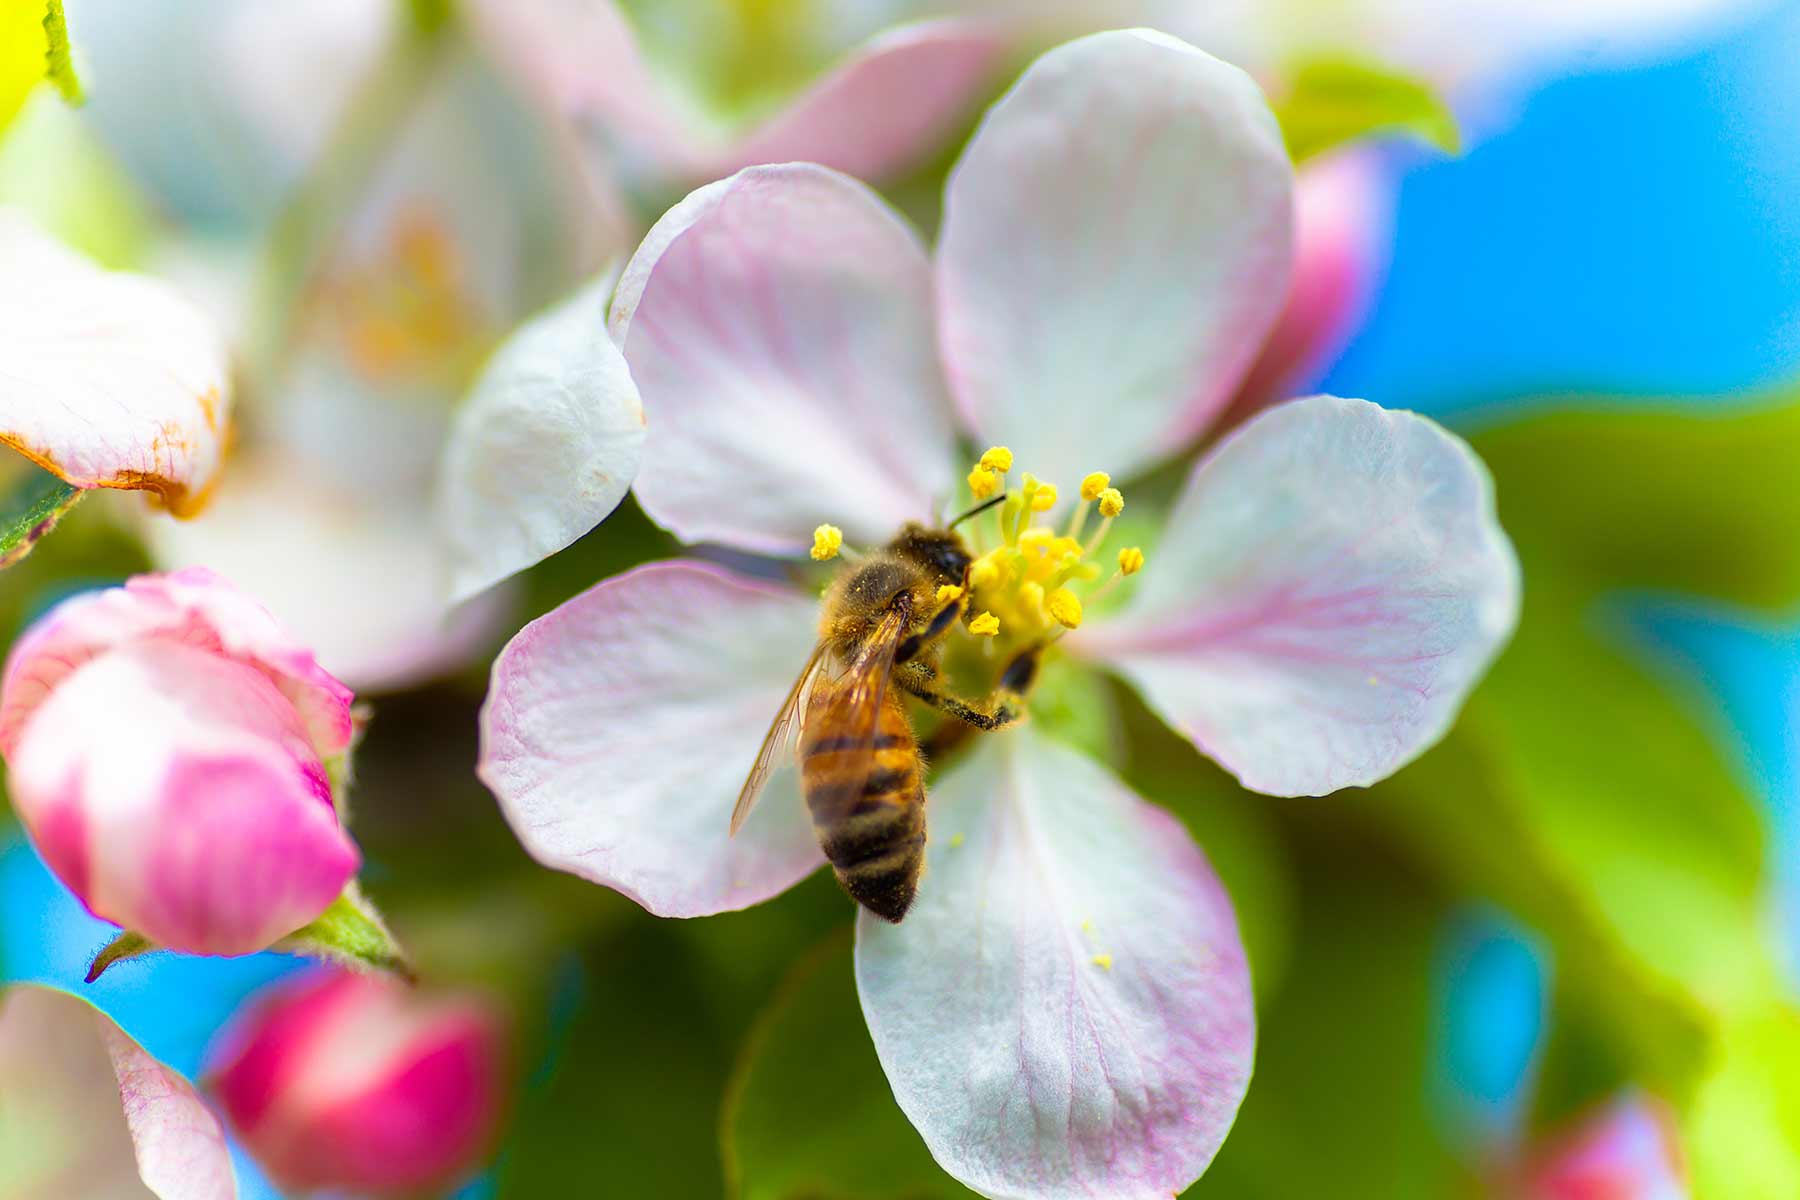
top-left (83, 930), bottom-right (155, 982)
top-left (0, 463), bottom-right (81, 569)
top-left (275, 882), bottom-right (412, 980)
top-left (1687, 1007), bottom-right (1800, 1199)
top-left (1470, 400), bottom-right (1800, 611)
top-left (722, 929), bottom-right (970, 1200)
top-left (1274, 56), bottom-right (1460, 164)
top-left (41, 1), bottom-right (79, 104)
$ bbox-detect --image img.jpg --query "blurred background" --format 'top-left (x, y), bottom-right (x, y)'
top-left (6, 0), bottom-right (1800, 1195)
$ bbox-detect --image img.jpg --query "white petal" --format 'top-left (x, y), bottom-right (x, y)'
top-left (145, 454), bottom-right (512, 694)
top-left (611, 165), bottom-right (958, 554)
top-left (936, 30), bottom-right (1292, 487)
top-left (1080, 395), bottom-right (1521, 797)
top-left (0, 985), bottom-right (234, 1200)
top-left (0, 209), bottom-right (231, 514)
top-left (479, 559), bottom-right (826, 917)
top-left (856, 727), bottom-right (1254, 1200)
top-left (438, 274), bottom-right (645, 605)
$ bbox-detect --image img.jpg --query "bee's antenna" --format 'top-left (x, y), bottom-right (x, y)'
top-left (946, 493), bottom-right (1007, 529)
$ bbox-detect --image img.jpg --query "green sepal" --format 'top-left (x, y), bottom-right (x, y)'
top-left (84, 930), bottom-right (156, 983)
top-left (42, 0), bottom-right (80, 104)
top-left (276, 882), bottom-right (413, 981)
top-left (1274, 55), bottom-right (1460, 165)
top-left (0, 464), bottom-right (82, 570)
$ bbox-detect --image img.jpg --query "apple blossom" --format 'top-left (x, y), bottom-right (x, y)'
top-left (0, 983), bottom-right (235, 1200)
top-left (208, 969), bottom-right (506, 1198)
top-left (0, 568), bottom-right (361, 957)
top-left (479, 30), bottom-right (1519, 1198)
top-left (1515, 1095), bottom-right (1686, 1199)
top-left (0, 209), bottom-right (230, 518)
top-left (465, 0), bottom-right (1004, 196)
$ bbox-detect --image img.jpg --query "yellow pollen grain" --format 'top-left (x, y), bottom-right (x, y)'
top-left (1091, 954), bottom-right (1113, 971)
top-left (949, 833), bottom-right (966, 848)
top-left (1046, 587), bottom-right (1083, 629)
top-left (968, 555), bottom-right (1003, 589)
top-left (1030, 483), bottom-right (1058, 512)
top-left (935, 584), bottom-right (965, 605)
top-left (1079, 472), bottom-right (1111, 501)
top-left (966, 466), bottom-right (1000, 500)
top-left (979, 446), bottom-right (1013, 472)
top-left (968, 611), bottom-right (1001, 637)
top-left (810, 524), bottom-right (843, 561)
top-left (1118, 546), bottom-right (1145, 575)
top-left (1097, 487), bottom-right (1125, 518)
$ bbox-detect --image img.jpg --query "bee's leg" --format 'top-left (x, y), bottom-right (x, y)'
top-left (896, 592), bottom-right (966, 665)
top-left (896, 661), bottom-right (1020, 731)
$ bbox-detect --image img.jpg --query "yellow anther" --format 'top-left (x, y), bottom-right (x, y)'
top-left (968, 553), bottom-right (1004, 589)
top-left (935, 584), bottom-right (965, 606)
top-left (1046, 587), bottom-right (1083, 629)
top-left (969, 611), bottom-right (1001, 637)
top-left (1018, 581), bottom-right (1045, 616)
top-left (1030, 483), bottom-right (1058, 512)
top-left (810, 524), bottom-right (843, 561)
top-left (966, 466), bottom-right (1000, 500)
top-left (1118, 546), bottom-right (1145, 575)
top-left (979, 446), bottom-right (1013, 473)
top-left (1079, 472), bottom-right (1111, 501)
top-left (1019, 526), bottom-right (1054, 553)
top-left (1097, 487), bottom-right (1125, 518)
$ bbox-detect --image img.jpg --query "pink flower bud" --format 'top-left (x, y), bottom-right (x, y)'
top-left (1517, 1095), bottom-right (1685, 1199)
top-left (0, 568), bottom-right (360, 955)
top-left (209, 970), bottom-right (506, 1196)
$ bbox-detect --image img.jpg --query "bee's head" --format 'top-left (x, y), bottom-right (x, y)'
top-left (888, 523), bottom-right (972, 587)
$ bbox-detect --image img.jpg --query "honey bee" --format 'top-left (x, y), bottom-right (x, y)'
top-left (730, 505), bottom-right (1039, 923)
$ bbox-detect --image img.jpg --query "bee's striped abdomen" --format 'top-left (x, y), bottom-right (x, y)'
top-left (802, 694), bottom-right (926, 923)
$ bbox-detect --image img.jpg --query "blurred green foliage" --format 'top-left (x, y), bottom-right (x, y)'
top-left (1274, 56), bottom-right (1461, 164)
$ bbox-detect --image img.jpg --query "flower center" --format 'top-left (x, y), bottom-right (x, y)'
top-left (957, 449), bottom-right (1143, 658)
top-left (809, 446), bottom-right (1146, 673)
top-left (315, 206), bottom-right (491, 388)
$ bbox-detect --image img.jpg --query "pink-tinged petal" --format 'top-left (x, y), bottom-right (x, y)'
top-left (209, 970), bottom-right (504, 1196)
top-left (936, 30), bottom-right (1293, 487)
top-left (0, 568), bottom-right (355, 759)
top-left (1079, 395), bottom-right (1521, 797)
top-left (0, 984), bottom-right (235, 1200)
top-left (720, 21), bottom-right (1005, 181)
top-left (461, 0), bottom-right (707, 182)
top-left (480, 559), bottom-right (825, 916)
top-left (6, 642), bottom-right (358, 955)
top-left (1227, 150), bottom-right (1393, 423)
top-left (437, 274), bottom-right (645, 606)
top-left (612, 165), bottom-right (958, 555)
top-left (1518, 1095), bottom-right (1686, 1200)
top-left (0, 209), bottom-right (231, 515)
top-left (856, 727), bottom-right (1254, 1200)
top-left (146, 455), bottom-right (513, 693)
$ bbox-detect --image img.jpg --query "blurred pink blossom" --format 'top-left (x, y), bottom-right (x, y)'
top-left (0, 568), bottom-right (360, 956)
top-left (209, 969), bottom-right (506, 1197)
top-left (1516, 1095), bottom-right (1686, 1200)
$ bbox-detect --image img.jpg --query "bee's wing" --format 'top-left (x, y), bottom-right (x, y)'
top-left (729, 640), bottom-right (831, 836)
top-left (798, 607), bottom-right (908, 828)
